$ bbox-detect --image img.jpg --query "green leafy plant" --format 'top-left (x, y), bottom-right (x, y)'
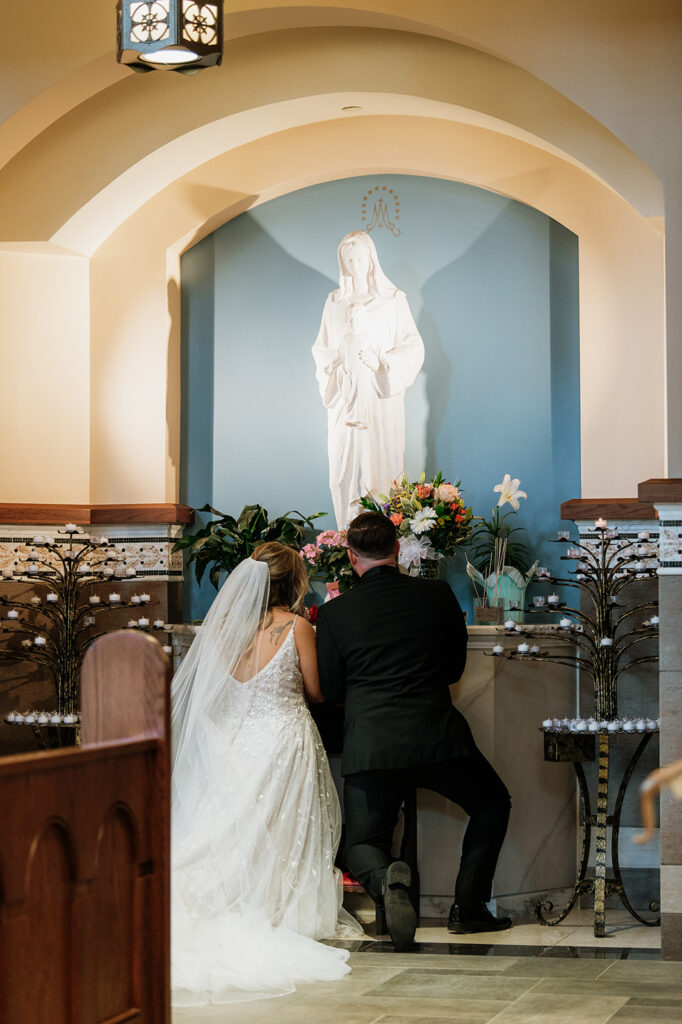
top-left (173, 504), bottom-right (325, 589)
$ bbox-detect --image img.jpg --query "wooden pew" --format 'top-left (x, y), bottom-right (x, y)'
top-left (0, 631), bottom-right (171, 1024)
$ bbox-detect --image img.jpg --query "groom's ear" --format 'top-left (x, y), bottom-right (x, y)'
top-left (347, 548), bottom-right (358, 569)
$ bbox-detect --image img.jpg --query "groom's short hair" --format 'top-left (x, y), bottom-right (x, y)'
top-left (347, 512), bottom-right (396, 559)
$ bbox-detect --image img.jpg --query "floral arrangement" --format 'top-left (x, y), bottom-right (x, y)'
top-left (300, 529), bottom-right (356, 593)
top-left (466, 475), bottom-right (537, 617)
top-left (360, 472), bottom-right (474, 575)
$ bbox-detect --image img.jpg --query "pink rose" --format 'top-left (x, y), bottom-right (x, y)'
top-left (436, 483), bottom-right (459, 503)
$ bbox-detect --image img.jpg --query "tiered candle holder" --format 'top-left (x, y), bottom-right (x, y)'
top-left (0, 524), bottom-right (173, 748)
top-left (489, 521), bottom-right (660, 936)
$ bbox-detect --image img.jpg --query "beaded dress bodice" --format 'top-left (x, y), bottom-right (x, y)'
top-left (225, 623), bottom-right (308, 722)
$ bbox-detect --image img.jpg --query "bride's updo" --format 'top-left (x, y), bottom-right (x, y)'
top-left (251, 542), bottom-right (309, 614)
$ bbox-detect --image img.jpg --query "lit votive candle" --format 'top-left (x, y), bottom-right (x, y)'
top-left (37, 713), bottom-right (49, 725)
top-left (27, 564), bottom-right (39, 574)
top-left (536, 566), bottom-right (549, 577)
top-left (79, 564), bottom-right (90, 574)
top-left (636, 545), bottom-right (648, 556)
top-left (30, 596), bottom-right (41, 605)
top-left (533, 596), bottom-right (545, 607)
top-left (32, 535), bottom-right (46, 545)
top-left (557, 530), bottom-right (570, 541)
top-left (139, 593), bottom-right (151, 604)
top-left (7, 609), bottom-right (19, 619)
top-left (517, 642), bottom-right (530, 654)
top-left (492, 644), bottom-right (504, 655)
top-left (64, 523), bottom-right (78, 533)
top-left (34, 636), bottom-right (47, 646)
top-left (514, 624), bottom-right (523, 633)
top-left (153, 619), bottom-right (164, 629)
top-left (21, 639), bottom-right (32, 648)
top-left (634, 718), bottom-right (647, 732)
top-left (47, 592), bottom-right (58, 602)
top-left (548, 594), bottom-right (560, 605)
top-left (49, 713), bottom-right (62, 725)
top-left (635, 561), bottom-right (646, 572)
top-left (109, 593), bottom-right (121, 604)
top-left (542, 718), bottom-right (553, 729)
top-left (138, 617), bottom-right (150, 628)
top-left (130, 595), bottom-right (141, 605)
top-left (559, 617), bottom-right (572, 628)
top-left (24, 713), bottom-right (37, 724)
top-left (650, 615), bottom-right (660, 626)
top-left (103, 566), bottom-right (114, 577)
top-left (600, 637), bottom-right (613, 646)
top-left (638, 531), bottom-right (650, 541)
top-left (163, 645), bottom-right (173, 655)
top-left (89, 595), bottom-right (101, 605)
top-left (595, 517), bottom-right (607, 529)
top-left (125, 567), bottom-right (137, 577)
top-left (530, 644), bottom-right (540, 654)
top-left (63, 714), bottom-right (77, 725)
top-left (127, 619), bottom-right (137, 628)
top-left (1, 567), bottom-right (13, 578)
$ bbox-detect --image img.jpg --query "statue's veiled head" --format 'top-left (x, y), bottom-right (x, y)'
top-left (335, 230), bottom-right (397, 301)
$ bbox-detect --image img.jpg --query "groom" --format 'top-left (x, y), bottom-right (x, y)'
top-left (316, 512), bottom-right (512, 950)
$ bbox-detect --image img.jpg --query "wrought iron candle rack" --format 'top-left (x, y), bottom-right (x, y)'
top-left (0, 526), bottom-right (173, 748)
top-left (489, 523), bottom-right (660, 937)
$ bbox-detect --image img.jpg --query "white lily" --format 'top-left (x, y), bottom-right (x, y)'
top-left (493, 474), bottom-right (527, 511)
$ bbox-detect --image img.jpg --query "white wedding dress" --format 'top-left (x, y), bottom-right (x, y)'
top-left (171, 616), bottom-right (362, 1006)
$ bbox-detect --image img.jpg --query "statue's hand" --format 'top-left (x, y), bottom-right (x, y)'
top-left (358, 348), bottom-right (381, 372)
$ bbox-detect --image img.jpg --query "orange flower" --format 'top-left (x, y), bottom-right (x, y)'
top-left (415, 484), bottom-right (433, 499)
top-left (390, 512), bottom-right (403, 525)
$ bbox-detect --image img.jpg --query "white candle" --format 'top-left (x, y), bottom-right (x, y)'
top-left (103, 566), bottom-right (114, 577)
top-left (37, 713), bottom-right (49, 725)
top-left (600, 637), bottom-right (613, 646)
top-left (89, 595), bottom-right (101, 605)
top-left (33, 535), bottom-right (46, 545)
top-left (514, 624), bottom-right (523, 633)
top-left (504, 619), bottom-right (515, 630)
top-left (548, 594), bottom-right (560, 604)
top-left (622, 719), bottom-right (635, 732)
top-left (163, 645), bottom-right (173, 655)
top-left (635, 561), bottom-right (646, 571)
top-left (63, 714), bottom-right (77, 725)
top-left (47, 592), bottom-right (58, 603)
top-left (99, 536), bottom-right (110, 546)
top-left (517, 642), bottom-right (529, 653)
top-left (49, 713), bottom-right (62, 725)
top-left (21, 639), bottom-right (32, 648)
top-left (650, 615), bottom-right (660, 626)
top-left (127, 619), bottom-right (137, 628)
top-left (634, 718), bottom-right (647, 732)
top-left (492, 644), bottom-right (504, 655)
top-left (1, 567), bottom-right (13, 578)
top-left (140, 593), bottom-right (151, 604)
top-left (533, 596), bottom-right (545, 607)
top-left (559, 617), bottom-right (572, 628)
top-left (30, 596), bottom-right (41, 605)
top-left (607, 720), bottom-right (621, 732)
top-left (24, 712), bottom-right (37, 724)
top-left (108, 593), bottom-right (121, 603)
top-left (636, 545), bottom-right (647, 556)
top-left (542, 718), bottom-right (553, 729)
top-left (130, 595), bottom-right (141, 605)
top-left (34, 636), bottom-right (47, 646)
top-left (7, 609), bottom-right (19, 619)
top-left (27, 564), bottom-right (39, 574)
top-left (595, 517), bottom-right (607, 529)
top-left (64, 523), bottom-right (78, 533)
top-left (557, 530), bottom-right (570, 540)
top-left (125, 567), bottom-right (137, 577)
top-left (153, 619), bottom-right (164, 629)
top-left (638, 531), bottom-right (650, 541)
top-left (530, 644), bottom-right (540, 654)
top-left (138, 617), bottom-right (150, 628)
top-left (79, 564), bottom-right (90, 574)
top-left (5, 711), bottom-right (17, 723)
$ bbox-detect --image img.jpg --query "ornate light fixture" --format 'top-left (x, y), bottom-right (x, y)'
top-left (117, 1), bottom-right (223, 74)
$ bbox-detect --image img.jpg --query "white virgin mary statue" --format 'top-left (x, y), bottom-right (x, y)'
top-left (312, 231), bottom-right (425, 529)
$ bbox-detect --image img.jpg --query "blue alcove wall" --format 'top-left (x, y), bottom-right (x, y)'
top-left (180, 174), bottom-right (580, 621)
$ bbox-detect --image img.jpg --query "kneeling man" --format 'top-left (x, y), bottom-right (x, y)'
top-left (316, 512), bottom-right (512, 950)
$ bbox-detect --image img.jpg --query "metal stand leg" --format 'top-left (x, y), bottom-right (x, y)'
top-left (594, 733), bottom-right (609, 937)
top-left (536, 761), bottom-right (593, 925)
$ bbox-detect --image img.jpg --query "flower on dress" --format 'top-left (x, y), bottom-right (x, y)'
top-left (493, 474), bottom-right (527, 511)
top-left (410, 508), bottom-right (438, 534)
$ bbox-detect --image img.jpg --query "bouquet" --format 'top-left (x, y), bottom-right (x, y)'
top-left (360, 472), bottom-right (474, 575)
top-left (300, 530), bottom-right (356, 593)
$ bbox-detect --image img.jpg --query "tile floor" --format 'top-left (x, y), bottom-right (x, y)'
top-left (173, 908), bottom-right (676, 1024)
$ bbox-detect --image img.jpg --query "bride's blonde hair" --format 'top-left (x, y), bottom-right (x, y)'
top-left (251, 542), bottom-right (308, 614)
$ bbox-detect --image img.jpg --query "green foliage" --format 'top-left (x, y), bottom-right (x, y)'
top-left (468, 505), bottom-right (531, 574)
top-left (173, 504), bottom-right (325, 589)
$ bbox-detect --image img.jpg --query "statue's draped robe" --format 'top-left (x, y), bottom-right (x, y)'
top-left (312, 290), bottom-right (424, 528)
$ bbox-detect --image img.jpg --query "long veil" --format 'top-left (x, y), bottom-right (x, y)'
top-left (170, 558), bottom-right (358, 1005)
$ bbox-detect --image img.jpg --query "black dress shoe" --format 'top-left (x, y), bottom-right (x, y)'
top-left (447, 903), bottom-right (512, 934)
top-left (382, 861), bottom-right (417, 952)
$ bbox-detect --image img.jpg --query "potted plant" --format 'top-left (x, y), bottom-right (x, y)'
top-left (466, 475), bottom-right (538, 623)
top-left (300, 530), bottom-right (356, 597)
top-left (173, 503), bottom-right (324, 589)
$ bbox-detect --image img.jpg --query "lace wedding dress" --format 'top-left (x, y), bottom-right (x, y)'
top-left (171, 613), bottom-right (362, 1006)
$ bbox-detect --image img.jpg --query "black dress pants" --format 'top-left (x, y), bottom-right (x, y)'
top-left (343, 749), bottom-right (511, 910)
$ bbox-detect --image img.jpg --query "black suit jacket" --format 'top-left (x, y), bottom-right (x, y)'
top-left (316, 565), bottom-right (474, 776)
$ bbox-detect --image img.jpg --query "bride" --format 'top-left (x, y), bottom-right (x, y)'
top-left (171, 542), bottom-right (362, 1005)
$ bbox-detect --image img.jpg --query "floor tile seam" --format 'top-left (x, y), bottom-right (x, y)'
top-left (472, 977), bottom-right (545, 1024)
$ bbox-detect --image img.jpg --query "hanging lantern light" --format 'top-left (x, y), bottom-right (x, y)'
top-left (117, 1), bottom-right (223, 74)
